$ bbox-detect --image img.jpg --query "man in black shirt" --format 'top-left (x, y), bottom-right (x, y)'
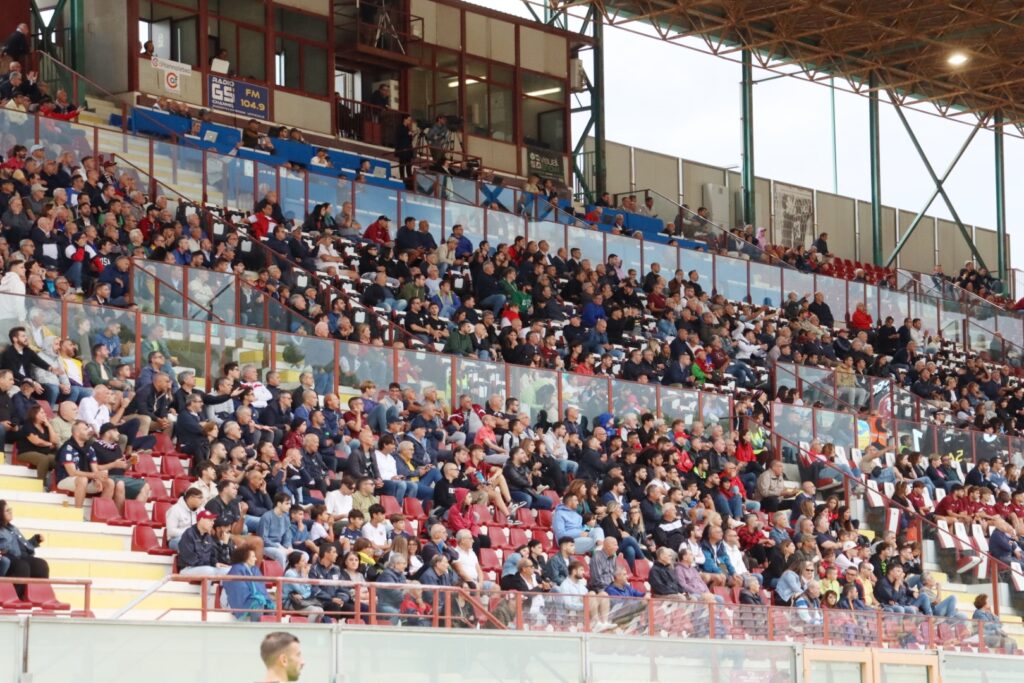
top-left (177, 509), bottom-right (230, 577)
top-left (0, 327), bottom-right (54, 394)
top-left (56, 420), bottom-right (115, 508)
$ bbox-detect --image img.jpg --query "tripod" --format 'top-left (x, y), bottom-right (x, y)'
top-left (373, 6), bottom-right (405, 54)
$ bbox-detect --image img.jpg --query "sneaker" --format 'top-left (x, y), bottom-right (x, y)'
top-left (507, 519), bottom-right (523, 527)
top-left (535, 485), bottom-right (549, 494)
top-left (508, 501), bottom-right (527, 514)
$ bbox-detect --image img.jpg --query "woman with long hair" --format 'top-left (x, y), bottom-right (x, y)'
top-left (0, 500), bottom-right (49, 598)
top-left (14, 405), bottom-right (57, 481)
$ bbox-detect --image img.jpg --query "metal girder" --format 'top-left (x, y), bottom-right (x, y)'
top-left (884, 97), bottom-right (988, 269)
top-left (869, 73), bottom-right (882, 266)
top-left (995, 111), bottom-right (1007, 282)
top-left (741, 49), bottom-right (755, 225)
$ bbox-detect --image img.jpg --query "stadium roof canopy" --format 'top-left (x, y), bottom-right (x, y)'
top-left (579, 0), bottom-right (1024, 130)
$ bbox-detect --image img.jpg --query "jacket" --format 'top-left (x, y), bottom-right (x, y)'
top-left (551, 504), bottom-right (586, 541)
top-left (648, 562), bottom-right (683, 596)
top-left (165, 498), bottom-right (197, 542)
top-left (0, 523), bottom-right (37, 559)
top-left (177, 525), bottom-right (216, 569)
top-left (700, 539), bottom-right (736, 576)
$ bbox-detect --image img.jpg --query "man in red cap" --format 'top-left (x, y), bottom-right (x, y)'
top-left (177, 509), bottom-right (231, 577)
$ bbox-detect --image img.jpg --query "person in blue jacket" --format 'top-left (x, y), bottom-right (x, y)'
top-left (223, 545), bottom-right (275, 621)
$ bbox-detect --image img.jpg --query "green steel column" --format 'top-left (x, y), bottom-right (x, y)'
top-left (69, 0), bottom-right (84, 72)
top-left (995, 111), bottom-right (1007, 282)
top-left (869, 73), bottom-right (883, 266)
top-left (741, 49), bottom-right (755, 225)
top-left (592, 14), bottom-right (606, 197)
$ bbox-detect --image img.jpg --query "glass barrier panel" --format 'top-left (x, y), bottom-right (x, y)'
top-left (782, 268), bottom-right (815, 303)
top-left (307, 173), bottom-right (352, 217)
top-left (658, 386), bottom-right (700, 424)
top-left (890, 386), bottom-right (920, 421)
top-left (974, 431), bottom-right (1008, 465)
top-left (997, 313), bottom-right (1024, 348)
top-left (679, 248), bottom-right (714, 292)
top-left (400, 193), bottom-right (443, 246)
top-left (569, 224), bottom-right (605, 269)
top-left (814, 408), bottom-right (856, 451)
top-left (816, 275), bottom-right (847, 325)
top-left (188, 267), bottom-right (236, 323)
top-left (936, 425), bottom-right (972, 461)
top-left (864, 284), bottom-right (879, 322)
top-left (714, 254), bottom-right (748, 302)
top-left (141, 314), bottom-right (211, 391)
top-left (560, 372), bottom-right (611, 427)
top-left (21, 295), bottom-right (63, 353)
top-left (170, 143), bottom-right (205, 200)
top-left (353, 182), bottom-right (400, 228)
top-left (964, 320), bottom-right (992, 356)
top-left (338, 340), bottom-right (393, 401)
top-left (531, 221), bottom-right (566, 254)
top-left (449, 176), bottom-right (478, 204)
top-left (211, 152), bottom-right (256, 211)
top-left (848, 282), bottom-right (867, 317)
top-left (700, 392), bottom-right (731, 428)
top-left (749, 261), bottom-right (782, 307)
top-left (255, 161), bottom-right (279, 208)
top-left (443, 199), bottom-right (485, 251)
top-left (262, 294), bottom-right (313, 336)
top-left (278, 167), bottom-right (306, 223)
top-left (606, 232), bottom-right (642, 279)
top-left (209, 323), bottom-right (271, 390)
top-left (611, 379), bottom-right (656, 421)
top-left (395, 348), bottom-right (453, 406)
top-left (642, 237), bottom-right (675, 275)
top-left (94, 127), bottom-right (135, 161)
top-left (909, 293), bottom-right (939, 345)
top-left (795, 364), bottom-right (837, 408)
top-left (893, 419), bottom-right (927, 454)
top-left (866, 376), bottom-right (892, 417)
top-left (1010, 436), bottom-right (1024, 469)
top-left (938, 299), bottom-right (966, 346)
top-left (879, 287), bottom-right (909, 325)
top-left (485, 207), bottom-right (524, 247)
top-left (274, 331), bottom-right (336, 396)
top-left (481, 182), bottom-right (517, 214)
top-left (455, 358), bottom-right (505, 404)
top-left (508, 367), bottom-right (558, 422)
top-left (67, 301), bottom-right (139, 371)
top-left (774, 403), bottom-right (814, 449)
top-left (37, 117), bottom-right (94, 163)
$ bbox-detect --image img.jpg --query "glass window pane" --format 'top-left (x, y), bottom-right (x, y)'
top-left (568, 225), bottom-right (604, 269)
top-left (338, 341), bottom-right (393, 400)
top-left (508, 367), bottom-right (558, 422)
top-left (560, 372), bottom-right (609, 428)
top-left (531, 221), bottom-right (565, 254)
top-left (275, 8), bottom-right (327, 41)
top-left (455, 358), bottom-right (505, 404)
top-left (444, 200), bottom-right (484, 251)
top-left (659, 387), bottom-right (699, 424)
top-left (700, 392), bottom-right (731, 429)
top-left (714, 255), bottom-right (748, 302)
top-left (354, 184), bottom-right (399, 228)
top-left (612, 380), bottom-right (656, 421)
top-left (606, 233), bottom-right (641, 280)
top-left (880, 664), bottom-right (929, 683)
top-left (396, 349), bottom-right (452, 406)
top-left (486, 208), bottom-right (523, 247)
top-left (401, 193), bottom-right (443, 247)
top-left (275, 333), bottom-right (336, 396)
top-left (141, 315), bottom-right (210, 391)
top-left (750, 261), bottom-right (782, 307)
top-left (239, 27), bottom-right (266, 81)
top-left (680, 249), bottom-right (713, 294)
top-left (303, 44), bottom-right (328, 96)
top-left (810, 661), bottom-right (863, 683)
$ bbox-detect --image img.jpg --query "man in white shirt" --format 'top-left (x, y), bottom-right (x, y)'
top-left (325, 477), bottom-right (354, 525)
top-left (452, 529), bottom-right (484, 588)
top-left (557, 561), bottom-right (611, 627)
top-left (77, 383), bottom-right (112, 434)
top-left (543, 422), bottom-right (578, 476)
top-left (361, 503), bottom-right (391, 557)
top-left (240, 364), bottom-right (273, 409)
top-left (166, 487), bottom-right (204, 550)
top-left (374, 434), bottom-right (416, 503)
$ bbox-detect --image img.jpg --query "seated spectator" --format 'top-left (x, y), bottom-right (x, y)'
top-left (258, 492), bottom-right (295, 568)
top-left (177, 509), bottom-right (231, 577)
top-left (223, 545), bottom-right (275, 621)
top-left (166, 487), bottom-right (204, 551)
top-left (56, 419), bottom-right (115, 508)
top-left (0, 499), bottom-right (49, 598)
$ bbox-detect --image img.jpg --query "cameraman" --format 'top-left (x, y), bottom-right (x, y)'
top-left (426, 115), bottom-right (449, 165)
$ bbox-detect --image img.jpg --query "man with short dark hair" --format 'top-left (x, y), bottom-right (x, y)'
top-left (258, 491), bottom-right (294, 567)
top-left (260, 631), bottom-right (304, 682)
top-left (1, 327), bottom-right (53, 394)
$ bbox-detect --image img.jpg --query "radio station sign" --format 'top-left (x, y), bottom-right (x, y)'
top-left (207, 74), bottom-right (269, 120)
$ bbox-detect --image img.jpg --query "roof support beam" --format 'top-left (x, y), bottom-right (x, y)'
top-left (869, 73), bottom-right (883, 266)
top-left (884, 97), bottom-right (987, 269)
top-left (995, 110), bottom-right (1007, 283)
top-left (741, 48), bottom-right (756, 225)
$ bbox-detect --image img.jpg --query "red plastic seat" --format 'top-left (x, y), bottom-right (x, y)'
top-left (145, 477), bottom-right (174, 503)
top-left (26, 583), bottom-right (70, 611)
top-left (402, 498), bottom-right (426, 520)
top-left (131, 525), bottom-right (176, 556)
top-left (487, 527), bottom-right (511, 550)
top-left (541, 489), bottom-right (561, 507)
top-left (152, 432), bottom-right (174, 454)
top-left (632, 558), bottom-right (651, 582)
top-left (260, 559), bottom-right (284, 588)
top-left (0, 582), bottom-right (31, 609)
top-left (535, 509), bottom-right (553, 529)
top-left (123, 499), bottom-right (159, 527)
top-left (90, 498), bottom-right (131, 526)
top-left (379, 495), bottom-right (401, 516)
top-left (471, 504), bottom-right (494, 525)
top-left (508, 528), bottom-right (531, 548)
top-left (131, 454), bottom-right (159, 478)
top-left (170, 477), bottom-right (192, 499)
top-left (478, 548), bottom-right (501, 573)
top-left (160, 454), bottom-right (187, 479)
top-left (151, 500), bottom-right (172, 527)
top-left (514, 508), bottom-right (537, 529)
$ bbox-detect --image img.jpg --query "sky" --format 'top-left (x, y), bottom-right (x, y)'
top-left (465, 0), bottom-right (1024, 273)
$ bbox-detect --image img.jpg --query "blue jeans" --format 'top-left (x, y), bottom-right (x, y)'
top-left (933, 595), bottom-right (958, 618)
top-left (0, 555), bottom-right (9, 576)
top-left (820, 463), bottom-right (862, 485)
top-left (368, 404), bottom-right (402, 435)
top-left (554, 459), bottom-right (579, 476)
top-left (479, 294), bottom-right (507, 315)
top-left (728, 362), bottom-right (757, 387)
top-left (510, 490), bottom-right (553, 510)
top-left (619, 535), bottom-right (645, 566)
top-left (65, 385), bottom-right (92, 403)
top-left (65, 261), bottom-right (83, 288)
top-left (381, 479), bottom-right (415, 504)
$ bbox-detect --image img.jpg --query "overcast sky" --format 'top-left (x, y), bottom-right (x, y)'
top-left (465, 0), bottom-right (1024, 273)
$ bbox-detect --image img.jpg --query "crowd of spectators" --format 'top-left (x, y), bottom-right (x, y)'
top-left (0, 77), bottom-right (1022, 645)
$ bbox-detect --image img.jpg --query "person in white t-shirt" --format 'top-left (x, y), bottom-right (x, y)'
top-left (452, 529), bottom-right (484, 588)
top-left (360, 503), bottom-right (391, 557)
top-left (325, 477), bottom-right (354, 529)
top-left (240, 364), bottom-right (273, 409)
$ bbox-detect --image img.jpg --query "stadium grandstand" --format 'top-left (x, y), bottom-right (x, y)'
top-left (1, 0), bottom-right (1024, 680)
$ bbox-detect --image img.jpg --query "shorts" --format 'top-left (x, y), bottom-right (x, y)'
top-left (57, 476), bottom-right (102, 494)
top-left (111, 474), bottom-right (146, 499)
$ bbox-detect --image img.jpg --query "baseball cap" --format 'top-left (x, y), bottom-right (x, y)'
top-left (99, 422), bottom-right (118, 435)
top-left (842, 541), bottom-right (858, 552)
top-left (377, 214), bottom-right (390, 222)
top-left (197, 510), bottom-right (217, 522)
top-left (29, 144), bottom-right (44, 153)
top-left (30, 183), bottom-right (45, 194)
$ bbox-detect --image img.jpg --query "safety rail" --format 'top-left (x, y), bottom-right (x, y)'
top-left (150, 575), bottom-right (1014, 653)
top-left (334, 0), bottom-right (425, 57)
top-left (335, 95), bottom-right (410, 150)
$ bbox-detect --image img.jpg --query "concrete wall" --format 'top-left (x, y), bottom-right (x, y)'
top-left (274, 90), bottom-right (332, 135)
top-left (816, 191), bottom-right (856, 261)
top-left (138, 58), bottom-right (203, 107)
top-left (683, 161), bottom-right (726, 214)
top-left (633, 149), bottom-right (678, 205)
top-left (975, 227), bottom-right (998, 270)
top-left (897, 210), bottom-right (937, 274)
top-left (856, 201), bottom-right (896, 264)
top-left (469, 135), bottom-right (520, 177)
top-left (84, 0), bottom-right (129, 93)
